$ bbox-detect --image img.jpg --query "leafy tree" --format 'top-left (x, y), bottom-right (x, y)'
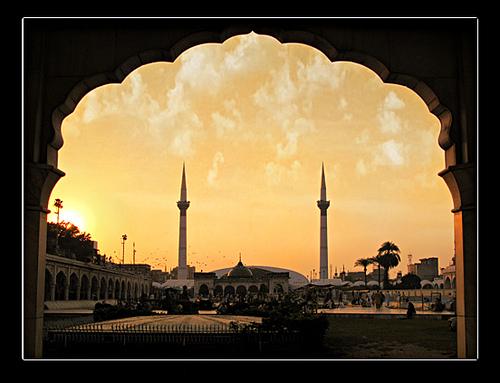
top-left (354, 258), bottom-right (373, 287)
top-left (376, 241), bottom-right (401, 289)
top-left (47, 221), bottom-right (99, 263)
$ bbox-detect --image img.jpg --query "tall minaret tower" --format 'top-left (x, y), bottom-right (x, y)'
top-left (317, 163), bottom-right (330, 280)
top-left (177, 163), bottom-right (190, 280)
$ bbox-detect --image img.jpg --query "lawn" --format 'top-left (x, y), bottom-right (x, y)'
top-left (320, 317), bottom-right (457, 359)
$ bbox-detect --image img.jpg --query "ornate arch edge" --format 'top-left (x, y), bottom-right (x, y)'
top-left (49, 27), bottom-right (454, 153)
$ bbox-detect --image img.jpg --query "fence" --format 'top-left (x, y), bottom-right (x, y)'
top-left (44, 322), bottom-right (303, 350)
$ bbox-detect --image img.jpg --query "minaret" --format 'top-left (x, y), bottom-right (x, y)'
top-left (177, 163), bottom-right (190, 279)
top-left (317, 163), bottom-right (330, 280)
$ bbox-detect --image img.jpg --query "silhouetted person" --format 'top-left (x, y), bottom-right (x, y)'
top-left (406, 299), bottom-right (416, 319)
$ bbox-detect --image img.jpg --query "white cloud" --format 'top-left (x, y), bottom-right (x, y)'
top-left (276, 118), bottom-right (315, 160)
top-left (223, 32), bottom-right (261, 72)
top-left (169, 129), bottom-right (196, 157)
top-left (207, 152), bottom-right (225, 187)
top-left (82, 92), bottom-right (101, 123)
top-left (212, 112), bottom-right (237, 138)
top-left (377, 91), bottom-right (406, 134)
top-left (378, 110), bottom-right (402, 134)
top-left (297, 55), bottom-right (346, 90)
top-left (177, 49), bottom-right (223, 94)
top-left (377, 140), bottom-right (405, 166)
top-left (384, 91), bottom-right (405, 110)
top-left (265, 160), bottom-right (302, 185)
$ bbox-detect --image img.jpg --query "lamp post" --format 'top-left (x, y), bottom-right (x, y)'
top-left (121, 234), bottom-right (127, 265)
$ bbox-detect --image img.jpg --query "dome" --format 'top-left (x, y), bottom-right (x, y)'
top-left (227, 261), bottom-right (254, 278)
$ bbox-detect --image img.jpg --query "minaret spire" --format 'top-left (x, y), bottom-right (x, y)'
top-left (321, 162), bottom-right (327, 201)
top-left (317, 162), bottom-right (331, 280)
top-left (180, 162), bottom-right (187, 201)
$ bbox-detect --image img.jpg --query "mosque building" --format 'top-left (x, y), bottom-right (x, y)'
top-left (160, 163), bottom-right (330, 293)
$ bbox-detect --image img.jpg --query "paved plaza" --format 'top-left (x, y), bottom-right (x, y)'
top-left (68, 314), bottom-right (263, 331)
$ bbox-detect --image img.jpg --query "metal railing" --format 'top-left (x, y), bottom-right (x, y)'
top-left (45, 322), bottom-right (302, 348)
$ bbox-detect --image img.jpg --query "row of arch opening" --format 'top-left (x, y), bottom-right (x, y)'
top-left (44, 269), bottom-right (149, 301)
top-left (197, 283), bottom-right (284, 298)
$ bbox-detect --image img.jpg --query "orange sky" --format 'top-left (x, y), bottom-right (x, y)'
top-left (48, 33), bottom-right (455, 279)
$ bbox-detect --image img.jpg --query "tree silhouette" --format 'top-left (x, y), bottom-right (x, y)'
top-left (376, 241), bottom-right (401, 289)
top-left (47, 221), bottom-right (98, 263)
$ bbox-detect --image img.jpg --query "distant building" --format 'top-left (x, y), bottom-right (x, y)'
top-left (151, 269), bottom-right (169, 283)
top-left (171, 265), bottom-right (196, 280)
top-left (344, 271), bottom-right (365, 283)
top-left (441, 256), bottom-right (456, 289)
top-left (408, 257), bottom-right (439, 281)
top-left (194, 259), bottom-right (289, 298)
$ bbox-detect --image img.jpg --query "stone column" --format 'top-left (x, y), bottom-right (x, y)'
top-left (439, 164), bottom-right (476, 359)
top-left (24, 163), bottom-right (64, 358)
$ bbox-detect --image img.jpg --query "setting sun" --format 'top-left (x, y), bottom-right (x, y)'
top-left (48, 209), bottom-right (86, 232)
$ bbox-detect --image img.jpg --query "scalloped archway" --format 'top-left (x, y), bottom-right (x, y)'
top-left (24, 22), bottom-right (476, 359)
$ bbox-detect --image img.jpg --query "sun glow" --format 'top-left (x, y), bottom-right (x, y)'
top-left (48, 210), bottom-right (86, 232)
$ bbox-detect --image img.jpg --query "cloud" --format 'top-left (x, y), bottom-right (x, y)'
top-left (378, 110), bottom-right (402, 134)
top-left (207, 152), bottom-right (225, 187)
top-left (177, 49), bottom-right (223, 94)
top-left (297, 55), bottom-right (346, 91)
top-left (212, 112), bottom-right (237, 138)
top-left (376, 140), bottom-right (405, 166)
top-left (265, 160), bottom-right (302, 185)
top-left (223, 32), bottom-right (261, 72)
top-left (384, 91), bottom-right (405, 110)
top-left (169, 127), bottom-right (199, 158)
top-left (378, 91), bottom-right (406, 134)
top-left (82, 92), bottom-right (101, 123)
top-left (276, 118), bottom-right (315, 160)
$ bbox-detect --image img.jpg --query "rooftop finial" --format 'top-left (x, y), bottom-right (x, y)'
top-left (320, 162), bottom-right (327, 201)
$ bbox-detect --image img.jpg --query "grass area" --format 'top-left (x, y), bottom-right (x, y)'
top-left (321, 317), bottom-right (457, 359)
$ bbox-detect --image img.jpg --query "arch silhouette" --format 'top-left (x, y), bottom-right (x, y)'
top-left (55, 271), bottom-right (67, 300)
top-left (80, 274), bottom-right (89, 300)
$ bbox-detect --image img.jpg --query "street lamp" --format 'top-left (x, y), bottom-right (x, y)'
top-left (121, 234), bottom-right (127, 265)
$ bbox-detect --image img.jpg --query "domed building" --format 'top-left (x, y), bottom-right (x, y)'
top-left (194, 258), bottom-right (291, 298)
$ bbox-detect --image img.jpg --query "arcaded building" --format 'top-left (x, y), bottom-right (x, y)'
top-left (194, 259), bottom-right (289, 298)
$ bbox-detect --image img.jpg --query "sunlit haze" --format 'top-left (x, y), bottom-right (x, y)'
top-left (48, 33), bottom-right (454, 278)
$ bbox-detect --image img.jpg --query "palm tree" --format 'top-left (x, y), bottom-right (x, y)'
top-left (354, 258), bottom-right (373, 287)
top-left (54, 198), bottom-right (63, 224)
top-left (377, 241), bottom-right (401, 289)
